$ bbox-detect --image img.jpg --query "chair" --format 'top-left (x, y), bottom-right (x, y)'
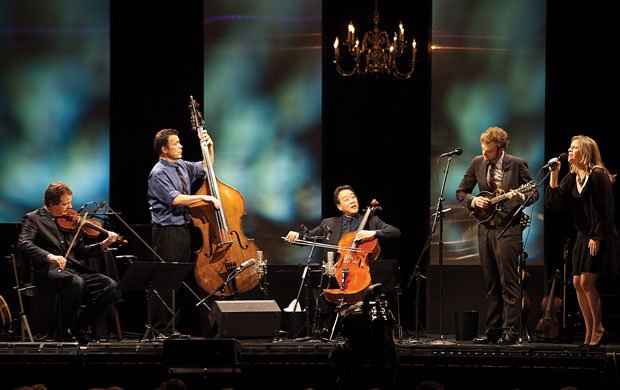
top-left (11, 248), bottom-right (64, 340)
top-left (6, 249), bottom-right (37, 342)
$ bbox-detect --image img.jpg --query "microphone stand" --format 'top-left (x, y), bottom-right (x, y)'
top-left (292, 233), bottom-right (325, 339)
top-left (430, 155), bottom-right (455, 343)
top-left (104, 204), bottom-right (208, 339)
top-left (105, 204), bottom-right (207, 307)
top-left (497, 170), bottom-right (547, 345)
top-left (194, 265), bottom-right (252, 307)
top-left (406, 156), bottom-right (455, 343)
top-left (407, 241), bottom-right (429, 342)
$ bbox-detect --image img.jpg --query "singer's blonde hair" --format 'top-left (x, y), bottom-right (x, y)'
top-left (569, 135), bottom-right (616, 183)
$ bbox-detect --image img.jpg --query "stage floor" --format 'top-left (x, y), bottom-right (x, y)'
top-left (1, 332), bottom-right (619, 390)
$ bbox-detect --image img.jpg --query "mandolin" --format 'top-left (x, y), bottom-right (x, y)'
top-left (471, 180), bottom-right (536, 223)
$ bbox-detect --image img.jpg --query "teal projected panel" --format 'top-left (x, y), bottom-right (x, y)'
top-left (0, 0), bottom-right (110, 222)
top-left (203, 1), bottom-right (322, 265)
top-left (430, 0), bottom-right (546, 265)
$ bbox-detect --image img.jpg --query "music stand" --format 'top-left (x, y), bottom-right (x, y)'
top-left (120, 261), bottom-right (194, 342)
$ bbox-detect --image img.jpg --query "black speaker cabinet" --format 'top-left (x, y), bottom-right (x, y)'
top-left (209, 300), bottom-right (281, 338)
top-left (163, 338), bottom-right (239, 368)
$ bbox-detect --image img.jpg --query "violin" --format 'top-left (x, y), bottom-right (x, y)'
top-left (56, 209), bottom-right (127, 245)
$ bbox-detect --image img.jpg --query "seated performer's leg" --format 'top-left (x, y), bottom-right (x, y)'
top-left (78, 273), bottom-right (118, 340)
top-left (34, 268), bottom-right (84, 340)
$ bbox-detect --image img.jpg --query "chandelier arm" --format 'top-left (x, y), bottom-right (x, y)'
top-left (392, 58), bottom-right (416, 80)
top-left (334, 60), bottom-right (359, 77)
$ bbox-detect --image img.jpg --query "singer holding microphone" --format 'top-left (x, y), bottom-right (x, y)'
top-left (456, 126), bottom-right (539, 345)
top-left (284, 184), bottom-right (401, 334)
top-left (545, 135), bottom-right (619, 347)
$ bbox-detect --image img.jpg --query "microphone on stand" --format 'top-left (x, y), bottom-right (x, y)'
top-left (324, 224), bottom-right (333, 240)
top-left (76, 201), bottom-right (96, 214)
top-left (439, 148), bottom-right (463, 157)
top-left (300, 224), bottom-right (310, 240)
top-left (91, 201), bottom-right (107, 215)
top-left (324, 251), bottom-right (335, 278)
top-left (234, 258), bottom-right (257, 273)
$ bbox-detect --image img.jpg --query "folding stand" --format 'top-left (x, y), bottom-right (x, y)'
top-left (292, 234), bottom-right (328, 340)
top-left (8, 253), bottom-right (33, 342)
top-left (120, 261), bottom-right (194, 342)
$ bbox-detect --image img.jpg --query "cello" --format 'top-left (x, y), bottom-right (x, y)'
top-left (323, 200), bottom-right (381, 304)
top-left (188, 97), bottom-right (260, 297)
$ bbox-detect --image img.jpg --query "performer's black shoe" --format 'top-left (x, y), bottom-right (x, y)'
top-left (60, 328), bottom-right (79, 343)
top-left (473, 333), bottom-right (501, 344)
top-left (587, 329), bottom-right (608, 349)
top-left (497, 333), bottom-right (518, 345)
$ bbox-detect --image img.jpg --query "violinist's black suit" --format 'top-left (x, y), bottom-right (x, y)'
top-left (17, 206), bottom-right (118, 340)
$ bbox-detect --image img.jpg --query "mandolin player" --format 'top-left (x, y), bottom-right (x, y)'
top-left (455, 126), bottom-right (539, 345)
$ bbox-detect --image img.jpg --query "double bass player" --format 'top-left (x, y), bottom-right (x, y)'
top-left (147, 128), bottom-right (221, 335)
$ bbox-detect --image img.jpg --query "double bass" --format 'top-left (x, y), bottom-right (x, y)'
top-left (188, 97), bottom-right (260, 296)
top-left (323, 200), bottom-right (381, 304)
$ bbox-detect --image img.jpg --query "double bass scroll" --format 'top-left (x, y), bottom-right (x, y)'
top-left (188, 97), bottom-right (260, 297)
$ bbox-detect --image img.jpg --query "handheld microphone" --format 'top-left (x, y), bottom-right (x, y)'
top-left (439, 148), bottom-right (463, 157)
top-left (235, 258), bottom-right (257, 272)
top-left (541, 153), bottom-right (568, 170)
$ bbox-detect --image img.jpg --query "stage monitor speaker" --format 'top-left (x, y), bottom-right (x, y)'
top-left (209, 300), bottom-right (281, 338)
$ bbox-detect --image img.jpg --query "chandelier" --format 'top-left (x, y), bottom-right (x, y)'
top-left (333, 0), bottom-right (416, 79)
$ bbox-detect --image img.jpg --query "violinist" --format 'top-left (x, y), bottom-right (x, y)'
top-left (17, 182), bottom-right (122, 342)
top-left (285, 184), bottom-right (401, 332)
top-left (147, 128), bottom-right (221, 335)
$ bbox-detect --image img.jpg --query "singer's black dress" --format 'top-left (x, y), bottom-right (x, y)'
top-left (545, 168), bottom-right (619, 278)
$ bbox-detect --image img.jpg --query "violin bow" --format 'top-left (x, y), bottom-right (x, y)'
top-left (62, 212), bottom-right (89, 262)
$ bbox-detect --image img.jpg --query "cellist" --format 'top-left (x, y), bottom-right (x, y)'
top-left (285, 184), bottom-right (400, 333)
top-left (147, 128), bottom-right (221, 336)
